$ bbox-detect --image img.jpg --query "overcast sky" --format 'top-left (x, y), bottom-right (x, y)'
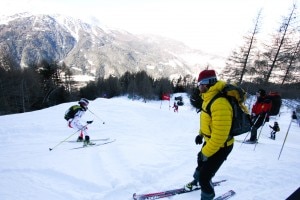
top-left (2, 0), bottom-right (299, 56)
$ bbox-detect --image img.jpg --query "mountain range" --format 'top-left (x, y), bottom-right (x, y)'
top-left (0, 12), bottom-right (225, 80)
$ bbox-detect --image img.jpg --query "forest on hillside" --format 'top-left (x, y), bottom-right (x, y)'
top-left (0, 58), bottom-right (299, 115)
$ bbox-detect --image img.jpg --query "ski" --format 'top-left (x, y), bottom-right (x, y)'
top-left (70, 139), bottom-right (116, 150)
top-left (132, 179), bottom-right (226, 200)
top-left (235, 139), bottom-right (258, 144)
top-left (66, 138), bottom-right (110, 143)
top-left (214, 190), bottom-right (236, 200)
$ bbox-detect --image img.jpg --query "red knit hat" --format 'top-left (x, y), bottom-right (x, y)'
top-left (198, 70), bottom-right (217, 85)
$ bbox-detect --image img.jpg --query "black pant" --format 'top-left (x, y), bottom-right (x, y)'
top-left (198, 143), bottom-right (233, 195)
top-left (270, 131), bottom-right (276, 139)
top-left (250, 126), bottom-right (259, 141)
top-left (250, 114), bottom-right (267, 141)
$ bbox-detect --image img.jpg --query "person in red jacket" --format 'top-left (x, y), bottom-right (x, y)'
top-left (172, 102), bottom-right (179, 112)
top-left (247, 89), bottom-right (272, 143)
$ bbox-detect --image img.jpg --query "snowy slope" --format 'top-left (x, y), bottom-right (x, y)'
top-left (0, 94), bottom-right (299, 200)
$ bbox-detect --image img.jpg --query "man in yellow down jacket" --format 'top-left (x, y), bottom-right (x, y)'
top-left (185, 69), bottom-right (234, 200)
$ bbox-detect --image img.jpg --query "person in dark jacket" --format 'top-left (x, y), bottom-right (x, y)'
top-left (269, 121), bottom-right (280, 140)
top-left (247, 89), bottom-right (272, 143)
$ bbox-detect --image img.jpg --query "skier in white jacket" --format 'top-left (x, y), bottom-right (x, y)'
top-left (67, 98), bottom-right (93, 146)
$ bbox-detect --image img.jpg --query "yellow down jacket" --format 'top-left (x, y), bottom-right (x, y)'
top-left (200, 81), bottom-right (234, 158)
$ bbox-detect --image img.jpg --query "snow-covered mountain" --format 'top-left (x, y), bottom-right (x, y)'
top-left (0, 13), bottom-right (225, 80)
top-left (0, 94), bottom-right (299, 200)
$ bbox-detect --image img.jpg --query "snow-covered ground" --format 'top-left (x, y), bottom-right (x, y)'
top-left (0, 94), bottom-right (299, 200)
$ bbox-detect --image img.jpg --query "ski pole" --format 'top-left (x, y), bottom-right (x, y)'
top-left (88, 109), bottom-right (105, 124)
top-left (278, 118), bottom-right (293, 160)
top-left (278, 112), bottom-right (297, 160)
top-left (253, 114), bottom-right (268, 151)
top-left (49, 124), bottom-right (88, 151)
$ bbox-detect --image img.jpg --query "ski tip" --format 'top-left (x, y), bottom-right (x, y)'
top-left (230, 190), bottom-right (236, 194)
top-left (214, 190), bottom-right (236, 200)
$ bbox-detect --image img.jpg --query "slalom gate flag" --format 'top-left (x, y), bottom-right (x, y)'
top-left (162, 93), bottom-right (170, 101)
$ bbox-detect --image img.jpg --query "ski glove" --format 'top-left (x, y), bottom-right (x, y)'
top-left (198, 151), bottom-right (208, 162)
top-left (87, 120), bottom-right (93, 124)
top-left (200, 152), bottom-right (208, 162)
top-left (195, 135), bottom-right (203, 145)
top-left (196, 151), bottom-right (208, 170)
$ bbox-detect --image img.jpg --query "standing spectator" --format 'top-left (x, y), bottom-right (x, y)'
top-left (246, 89), bottom-right (272, 143)
top-left (184, 69), bottom-right (234, 200)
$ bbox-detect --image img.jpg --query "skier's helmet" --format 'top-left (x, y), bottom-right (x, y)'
top-left (79, 98), bottom-right (89, 110)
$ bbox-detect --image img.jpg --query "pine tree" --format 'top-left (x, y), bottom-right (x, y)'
top-left (222, 10), bottom-right (262, 84)
top-left (262, 4), bottom-right (298, 84)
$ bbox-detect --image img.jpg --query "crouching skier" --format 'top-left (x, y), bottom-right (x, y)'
top-left (66, 98), bottom-right (94, 146)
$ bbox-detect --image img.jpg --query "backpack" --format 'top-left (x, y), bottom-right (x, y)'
top-left (64, 105), bottom-right (82, 121)
top-left (205, 84), bottom-right (252, 137)
top-left (267, 92), bottom-right (282, 116)
top-left (190, 87), bottom-right (203, 113)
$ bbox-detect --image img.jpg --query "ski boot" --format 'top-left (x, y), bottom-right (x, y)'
top-left (184, 179), bottom-right (199, 191)
top-left (76, 136), bottom-right (83, 142)
top-left (83, 135), bottom-right (95, 146)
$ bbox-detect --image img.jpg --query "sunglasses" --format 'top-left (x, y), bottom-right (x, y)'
top-left (197, 81), bottom-right (206, 86)
top-left (197, 77), bottom-right (217, 86)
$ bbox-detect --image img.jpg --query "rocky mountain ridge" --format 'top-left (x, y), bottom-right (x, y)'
top-left (0, 12), bottom-right (225, 80)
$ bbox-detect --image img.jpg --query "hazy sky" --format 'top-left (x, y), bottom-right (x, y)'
top-left (2, 0), bottom-right (299, 56)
